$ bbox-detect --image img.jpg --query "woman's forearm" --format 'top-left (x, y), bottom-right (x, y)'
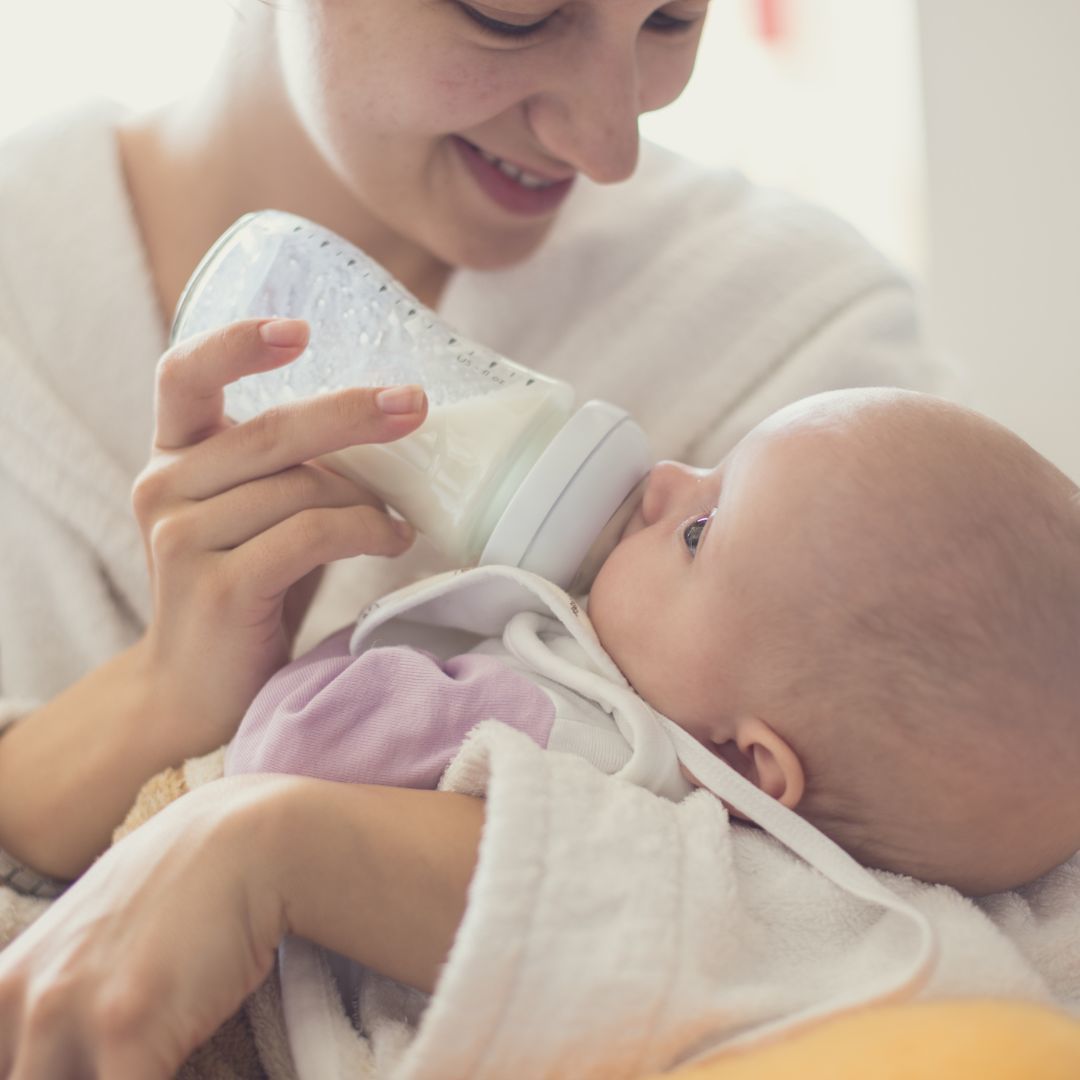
top-left (0, 640), bottom-right (187, 880)
top-left (267, 779), bottom-right (485, 994)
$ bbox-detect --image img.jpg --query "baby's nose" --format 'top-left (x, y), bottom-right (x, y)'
top-left (641, 461), bottom-right (699, 524)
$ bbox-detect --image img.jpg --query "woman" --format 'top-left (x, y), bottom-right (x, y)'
top-left (0, 0), bottom-right (943, 1074)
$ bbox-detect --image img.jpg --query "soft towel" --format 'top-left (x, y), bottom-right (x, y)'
top-left (97, 723), bottom-right (1080, 1079)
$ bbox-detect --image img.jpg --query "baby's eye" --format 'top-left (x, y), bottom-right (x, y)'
top-left (683, 514), bottom-right (711, 557)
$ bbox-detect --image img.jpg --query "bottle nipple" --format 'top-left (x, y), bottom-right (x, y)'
top-left (479, 400), bottom-right (652, 591)
top-left (566, 476), bottom-right (648, 594)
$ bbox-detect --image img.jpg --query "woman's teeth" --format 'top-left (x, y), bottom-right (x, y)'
top-left (476, 147), bottom-right (557, 190)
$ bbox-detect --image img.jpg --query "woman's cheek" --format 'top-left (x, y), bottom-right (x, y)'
top-left (638, 34), bottom-right (703, 112)
top-left (424, 46), bottom-right (546, 132)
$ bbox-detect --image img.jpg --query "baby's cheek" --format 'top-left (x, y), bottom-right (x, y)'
top-left (586, 554), bottom-right (625, 634)
top-left (590, 566), bottom-right (657, 689)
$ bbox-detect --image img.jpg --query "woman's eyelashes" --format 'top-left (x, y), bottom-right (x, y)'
top-left (457, 4), bottom-right (551, 38)
top-left (682, 513), bottom-right (713, 557)
top-left (456, 3), bottom-right (700, 41)
top-left (643, 10), bottom-right (701, 34)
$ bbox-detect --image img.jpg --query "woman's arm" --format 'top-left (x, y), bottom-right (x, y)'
top-left (272, 779), bottom-right (484, 993)
top-left (0, 318), bottom-right (427, 882)
top-left (0, 643), bottom-right (180, 882)
top-left (0, 775), bottom-right (482, 1077)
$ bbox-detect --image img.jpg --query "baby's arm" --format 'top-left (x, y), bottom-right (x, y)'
top-left (226, 628), bottom-right (555, 788)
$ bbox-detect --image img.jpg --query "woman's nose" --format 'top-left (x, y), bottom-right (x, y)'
top-left (525, 38), bottom-right (641, 183)
top-left (640, 461), bottom-right (703, 525)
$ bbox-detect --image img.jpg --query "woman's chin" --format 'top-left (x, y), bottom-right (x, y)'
top-left (441, 219), bottom-right (556, 273)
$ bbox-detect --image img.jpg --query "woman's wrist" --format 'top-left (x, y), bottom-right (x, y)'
top-left (0, 640), bottom-right (192, 880)
top-left (260, 777), bottom-right (484, 994)
top-left (125, 633), bottom-right (238, 766)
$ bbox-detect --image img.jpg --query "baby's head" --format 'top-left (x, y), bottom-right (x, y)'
top-left (588, 388), bottom-right (1080, 895)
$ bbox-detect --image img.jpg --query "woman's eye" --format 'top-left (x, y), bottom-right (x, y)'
top-left (457, 4), bottom-right (698, 40)
top-left (644, 10), bottom-right (698, 34)
top-left (457, 4), bottom-right (550, 38)
top-left (683, 514), bottom-right (711, 557)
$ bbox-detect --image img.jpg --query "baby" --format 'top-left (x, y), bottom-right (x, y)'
top-left (227, 388), bottom-right (1080, 896)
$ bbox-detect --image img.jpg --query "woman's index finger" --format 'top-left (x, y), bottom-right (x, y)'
top-left (154, 319), bottom-right (309, 450)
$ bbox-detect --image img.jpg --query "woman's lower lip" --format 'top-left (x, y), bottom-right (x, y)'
top-left (452, 136), bottom-right (575, 217)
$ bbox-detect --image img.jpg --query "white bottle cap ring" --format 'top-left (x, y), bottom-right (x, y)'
top-left (479, 400), bottom-right (652, 590)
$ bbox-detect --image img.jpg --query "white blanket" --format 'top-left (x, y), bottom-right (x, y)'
top-left (278, 568), bottom-right (1079, 1079)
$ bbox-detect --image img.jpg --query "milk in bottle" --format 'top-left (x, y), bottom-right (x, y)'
top-left (171, 211), bottom-right (651, 588)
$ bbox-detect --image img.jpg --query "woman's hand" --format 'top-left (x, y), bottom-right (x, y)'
top-left (0, 319), bottom-right (429, 880)
top-left (0, 776), bottom-right (289, 1080)
top-left (0, 775), bottom-right (484, 1079)
top-left (131, 317), bottom-right (428, 760)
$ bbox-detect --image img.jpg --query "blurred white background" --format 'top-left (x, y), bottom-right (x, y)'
top-left (2, 0), bottom-right (1077, 479)
top-left (917, 0), bottom-right (1080, 486)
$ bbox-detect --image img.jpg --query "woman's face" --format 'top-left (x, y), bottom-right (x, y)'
top-left (272, 0), bottom-right (709, 271)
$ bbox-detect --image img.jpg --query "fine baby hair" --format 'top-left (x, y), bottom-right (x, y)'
top-left (732, 390), bottom-right (1080, 895)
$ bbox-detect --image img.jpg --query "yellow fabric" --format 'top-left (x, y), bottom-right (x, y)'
top-left (658, 999), bottom-right (1080, 1079)
top-left (112, 762), bottom-right (188, 844)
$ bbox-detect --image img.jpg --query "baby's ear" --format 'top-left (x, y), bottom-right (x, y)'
top-left (716, 716), bottom-right (806, 813)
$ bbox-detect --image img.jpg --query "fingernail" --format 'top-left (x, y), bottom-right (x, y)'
top-left (375, 386), bottom-right (425, 415)
top-left (392, 517), bottom-right (415, 541)
top-left (258, 318), bottom-right (308, 347)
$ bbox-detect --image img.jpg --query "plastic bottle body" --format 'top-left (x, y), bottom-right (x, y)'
top-left (171, 211), bottom-right (575, 563)
top-left (318, 393), bottom-right (569, 563)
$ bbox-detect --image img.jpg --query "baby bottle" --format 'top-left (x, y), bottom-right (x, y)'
top-left (170, 210), bottom-right (651, 591)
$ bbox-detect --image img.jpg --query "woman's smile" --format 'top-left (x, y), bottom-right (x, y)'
top-left (451, 135), bottom-right (576, 216)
